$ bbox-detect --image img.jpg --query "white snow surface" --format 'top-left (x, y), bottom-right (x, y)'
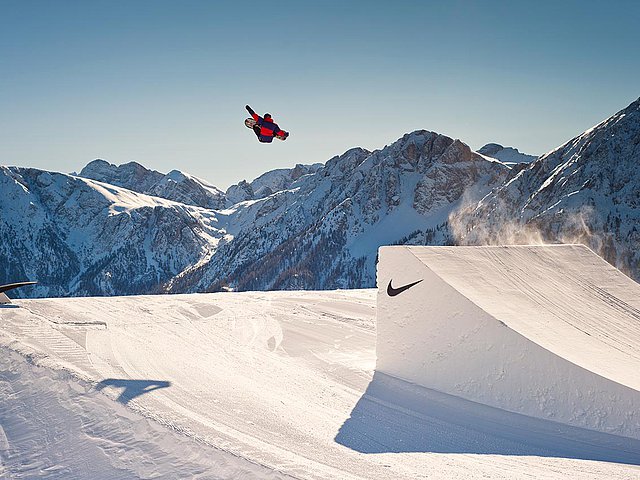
top-left (377, 245), bottom-right (640, 440)
top-left (0, 347), bottom-right (287, 480)
top-left (1, 259), bottom-right (639, 478)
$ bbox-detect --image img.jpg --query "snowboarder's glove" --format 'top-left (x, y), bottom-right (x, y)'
top-left (245, 105), bottom-right (255, 115)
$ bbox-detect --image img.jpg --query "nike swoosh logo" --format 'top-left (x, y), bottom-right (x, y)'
top-left (387, 279), bottom-right (423, 297)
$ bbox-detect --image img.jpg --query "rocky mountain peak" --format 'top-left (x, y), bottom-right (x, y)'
top-left (79, 160), bottom-right (225, 210)
top-left (440, 139), bottom-right (477, 165)
top-left (453, 97), bottom-right (640, 280)
top-left (324, 147), bottom-right (371, 174)
top-left (389, 130), bottom-right (454, 161)
top-left (80, 159), bottom-right (164, 192)
top-left (477, 143), bottom-right (537, 165)
top-left (225, 180), bottom-right (254, 204)
top-left (478, 143), bottom-right (504, 156)
top-left (224, 162), bottom-right (325, 204)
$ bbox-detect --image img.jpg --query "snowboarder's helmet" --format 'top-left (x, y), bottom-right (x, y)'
top-left (264, 113), bottom-right (272, 119)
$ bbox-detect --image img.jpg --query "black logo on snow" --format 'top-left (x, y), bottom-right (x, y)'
top-left (386, 279), bottom-right (423, 296)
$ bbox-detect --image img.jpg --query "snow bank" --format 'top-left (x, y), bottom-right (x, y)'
top-left (376, 245), bottom-right (640, 440)
top-left (0, 347), bottom-right (286, 480)
top-left (1, 287), bottom-right (638, 478)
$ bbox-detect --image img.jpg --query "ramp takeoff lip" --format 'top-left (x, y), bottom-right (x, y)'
top-left (0, 281), bottom-right (37, 294)
top-left (0, 281), bottom-right (37, 304)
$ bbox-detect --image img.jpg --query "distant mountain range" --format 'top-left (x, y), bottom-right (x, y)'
top-left (1, 97), bottom-right (638, 297)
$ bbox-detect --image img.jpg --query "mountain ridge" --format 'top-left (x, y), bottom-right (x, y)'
top-left (1, 97), bottom-right (639, 297)
top-left (451, 97), bottom-right (640, 278)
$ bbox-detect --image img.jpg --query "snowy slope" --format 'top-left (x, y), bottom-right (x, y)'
top-left (0, 348), bottom-right (287, 480)
top-left (80, 159), bottom-right (227, 210)
top-left (175, 132), bottom-right (510, 293)
top-left (1, 279), bottom-right (638, 479)
top-left (452, 97), bottom-right (640, 281)
top-left (0, 167), bottom-right (227, 297)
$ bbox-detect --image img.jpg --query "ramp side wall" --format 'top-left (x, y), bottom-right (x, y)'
top-left (376, 246), bottom-right (640, 440)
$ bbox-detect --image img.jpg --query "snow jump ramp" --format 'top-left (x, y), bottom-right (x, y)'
top-left (376, 245), bottom-right (640, 440)
top-left (0, 281), bottom-right (37, 304)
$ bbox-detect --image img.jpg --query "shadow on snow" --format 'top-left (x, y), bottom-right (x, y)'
top-left (335, 371), bottom-right (640, 465)
top-left (95, 378), bottom-right (171, 404)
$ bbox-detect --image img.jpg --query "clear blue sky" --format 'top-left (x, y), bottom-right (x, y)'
top-left (1, 0), bottom-right (639, 189)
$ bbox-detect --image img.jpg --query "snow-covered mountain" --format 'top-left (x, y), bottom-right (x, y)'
top-left (2, 97), bottom-right (639, 297)
top-left (225, 162), bottom-right (324, 203)
top-left (0, 167), bottom-right (226, 297)
top-left (452, 97), bottom-right (640, 281)
top-left (79, 159), bottom-right (165, 193)
top-left (172, 131), bottom-right (511, 292)
top-left (0, 131), bottom-right (510, 296)
top-left (80, 159), bottom-right (227, 209)
top-left (477, 143), bottom-right (537, 165)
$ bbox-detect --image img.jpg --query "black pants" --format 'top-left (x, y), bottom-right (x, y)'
top-left (253, 125), bottom-right (273, 142)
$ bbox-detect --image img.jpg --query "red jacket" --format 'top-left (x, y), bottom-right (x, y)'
top-left (252, 113), bottom-right (282, 143)
top-left (246, 105), bottom-right (285, 143)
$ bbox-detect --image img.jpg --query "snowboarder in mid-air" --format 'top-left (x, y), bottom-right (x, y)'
top-left (245, 105), bottom-right (289, 142)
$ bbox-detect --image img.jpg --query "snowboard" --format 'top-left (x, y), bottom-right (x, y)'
top-left (245, 117), bottom-right (289, 140)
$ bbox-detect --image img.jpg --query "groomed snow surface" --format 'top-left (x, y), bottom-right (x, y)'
top-left (1, 245), bottom-right (639, 479)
